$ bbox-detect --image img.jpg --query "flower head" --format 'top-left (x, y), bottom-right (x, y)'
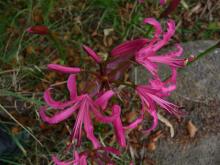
top-left (135, 83), bottom-right (184, 132)
top-left (110, 18), bottom-right (185, 79)
top-left (135, 18), bottom-right (185, 76)
top-left (39, 65), bottom-right (119, 148)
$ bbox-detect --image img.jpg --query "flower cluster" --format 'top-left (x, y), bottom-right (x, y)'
top-left (37, 18), bottom-right (185, 164)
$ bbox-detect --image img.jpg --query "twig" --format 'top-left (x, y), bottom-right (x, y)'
top-left (0, 104), bottom-right (43, 146)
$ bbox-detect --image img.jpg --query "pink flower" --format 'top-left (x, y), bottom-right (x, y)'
top-left (27, 25), bottom-right (49, 35)
top-left (52, 147), bottom-right (120, 165)
top-left (135, 18), bottom-right (185, 76)
top-left (135, 84), bottom-right (183, 132)
top-left (110, 18), bottom-right (185, 78)
top-left (39, 73), bottom-right (119, 148)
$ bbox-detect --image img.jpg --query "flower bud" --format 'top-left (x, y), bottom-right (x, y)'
top-left (27, 25), bottom-right (49, 35)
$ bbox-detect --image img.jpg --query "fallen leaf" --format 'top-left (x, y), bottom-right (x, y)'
top-left (147, 142), bottom-right (156, 152)
top-left (158, 113), bottom-right (175, 138)
top-left (26, 46), bottom-right (35, 55)
top-left (11, 126), bottom-right (21, 135)
top-left (187, 120), bottom-right (198, 138)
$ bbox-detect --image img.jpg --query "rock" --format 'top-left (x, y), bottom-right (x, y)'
top-left (152, 135), bottom-right (220, 165)
top-left (133, 40), bottom-right (220, 165)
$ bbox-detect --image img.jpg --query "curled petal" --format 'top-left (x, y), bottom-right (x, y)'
top-left (149, 78), bottom-right (176, 97)
top-left (83, 45), bottom-right (102, 63)
top-left (136, 56), bottom-right (158, 76)
top-left (48, 64), bottom-right (81, 74)
top-left (95, 90), bottom-right (114, 110)
top-left (78, 155), bottom-right (87, 165)
top-left (67, 74), bottom-right (77, 100)
top-left (112, 105), bottom-right (126, 147)
top-left (165, 67), bottom-right (177, 85)
top-left (52, 155), bottom-right (72, 165)
top-left (44, 88), bottom-right (75, 109)
top-left (146, 92), bottom-right (183, 116)
top-left (71, 98), bottom-right (88, 146)
top-left (143, 109), bottom-right (158, 133)
top-left (111, 39), bottom-right (148, 57)
top-left (148, 55), bottom-right (185, 68)
top-left (123, 113), bottom-right (144, 130)
top-left (143, 18), bottom-right (162, 39)
top-left (161, 68), bottom-right (177, 96)
top-left (149, 44), bottom-right (184, 68)
top-left (169, 44), bottom-right (183, 57)
top-left (39, 104), bottom-right (79, 124)
top-left (84, 111), bottom-right (101, 149)
top-left (92, 106), bottom-right (119, 123)
top-left (153, 19), bottom-right (175, 51)
top-left (73, 151), bottom-right (87, 165)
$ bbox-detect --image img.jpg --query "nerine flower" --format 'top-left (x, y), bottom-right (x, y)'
top-left (111, 18), bottom-right (185, 78)
top-left (52, 147), bottom-right (120, 165)
top-left (34, 16), bottom-right (185, 164)
top-left (135, 83), bottom-right (183, 132)
top-left (39, 64), bottom-right (119, 149)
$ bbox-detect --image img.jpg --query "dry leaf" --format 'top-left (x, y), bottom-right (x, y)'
top-left (26, 46), bottom-right (35, 55)
top-left (187, 120), bottom-right (198, 138)
top-left (11, 126), bottom-right (21, 135)
top-left (147, 142), bottom-right (156, 152)
top-left (158, 113), bottom-right (175, 138)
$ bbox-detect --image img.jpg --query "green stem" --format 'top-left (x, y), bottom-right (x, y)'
top-left (164, 40), bottom-right (220, 81)
top-left (186, 40), bottom-right (220, 67)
